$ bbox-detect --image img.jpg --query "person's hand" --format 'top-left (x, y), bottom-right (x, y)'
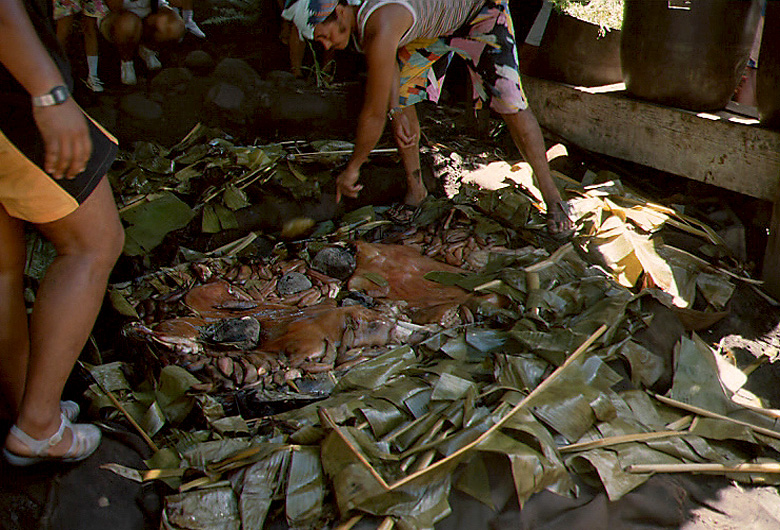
top-left (32, 100), bottom-right (91, 179)
top-left (390, 111), bottom-right (418, 148)
top-left (335, 165), bottom-right (363, 203)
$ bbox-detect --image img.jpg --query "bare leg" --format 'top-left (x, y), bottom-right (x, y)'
top-left (5, 179), bottom-right (123, 457)
top-left (83, 15), bottom-right (99, 57)
top-left (55, 14), bottom-right (76, 48)
top-left (501, 109), bottom-right (572, 236)
top-left (104, 11), bottom-right (143, 61)
top-left (0, 208), bottom-right (29, 418)
top-left (393, 105), bottom-right (427, 206)
top-left (288, 24), bottom-right (305, 78)
top-left (144, 9), bottom-right (185, 46)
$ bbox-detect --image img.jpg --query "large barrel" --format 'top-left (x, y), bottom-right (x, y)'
top-left (530, 10), bottom-right (622, 87)
top-left (621, 0), bottom-right (762, 111)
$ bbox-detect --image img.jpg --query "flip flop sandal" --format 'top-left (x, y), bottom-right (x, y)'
top-left (3, 413), bottom-right (101, 467)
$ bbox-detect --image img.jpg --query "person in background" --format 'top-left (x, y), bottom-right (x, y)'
top-left (281, 0), bottom-right (334, 79)
top-left (99, 0), bottom-right (185, 85)
top-left (54, 0), bottom-right (108, 92)
top-left (284, 0), bottom-right (573, 237)
top-left (0, 0), bottom-right (124, 465)
top-left (169, 0), bottom-right (206, 39)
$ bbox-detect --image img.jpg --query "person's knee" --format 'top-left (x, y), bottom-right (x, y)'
top-left (108, 12), bottom-right (143, 45)
top-left (55, 215), bottom-right (124, 274)
top-left (146, 12), bottom-right (185, 43)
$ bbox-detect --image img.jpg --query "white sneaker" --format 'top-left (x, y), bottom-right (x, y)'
top-left (85, 75), bottom-right (104, 93)
top-left (138, 46), bottom-right (161, 70)
top-left (185, 18), bottom-right (206, 38)
top-left (120, 61), bottom-right (137, 85)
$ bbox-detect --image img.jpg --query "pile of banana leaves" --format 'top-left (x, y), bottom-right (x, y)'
top-left (63, 126), bottom-right (780, 530)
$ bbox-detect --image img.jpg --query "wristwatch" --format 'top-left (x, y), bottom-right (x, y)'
top-left (31, 85), bottom-right (70, 107)
top-left (387, 106), bottom-right (404, 121)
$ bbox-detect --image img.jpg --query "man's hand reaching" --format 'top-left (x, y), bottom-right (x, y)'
top-left (335, 165), bottom-right (363, 203)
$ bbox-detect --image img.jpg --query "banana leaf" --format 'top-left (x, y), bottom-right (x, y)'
top-left (495, 354), bottom-right (548, 392)
top-left (476, 430), bottom-right (556, 506)
top-left (156, 365), bottom-right (201, 424)
top-left (334, 346), bottom-right (416, 392)
top-left (670, 336), bottom-right (735, 415)
top-left (359, 398), bottom-right (410, 439)
top-left (454, 454), bottom-right (494, 508)
top-left (567, 449), bottom-right (651, 501)
top-left (162, 487), bottom-right (240, 530)
top-left (122, 192), bottom-right (195, 255)
top-left (524, 356), bottom-right (623, 442)
top-left (286, 446), bottom-right (325, 528)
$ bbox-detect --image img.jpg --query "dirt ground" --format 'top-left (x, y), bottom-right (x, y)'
top-left (4, 2), bottom-right (780, 529)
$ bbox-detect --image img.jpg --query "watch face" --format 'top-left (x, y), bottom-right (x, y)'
top-left (52, 86), bottom-right (69, 104)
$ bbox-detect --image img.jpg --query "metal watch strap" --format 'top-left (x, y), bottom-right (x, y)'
top-left (31, 85), bottom-right (70, 107)
top-left (387, 106), bottom-right (403, 121)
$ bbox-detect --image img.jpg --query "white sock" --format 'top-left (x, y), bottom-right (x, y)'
top-left (121, 60), bottom-right (134, 68)
top-left (183, 9), bottom-right (194, 23)
top-left (87, 55), bottom-right (99, 78)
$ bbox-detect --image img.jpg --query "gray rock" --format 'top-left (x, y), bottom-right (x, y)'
top-left (120, 93), bottom-right (163, 121)
top-left (211, 58), bottom-right (262, 93)
top-left (151, 67), bottom-right (194, 95)
top-left (276, 272), bottom-right (312, 296)
top-left (207, 82), bottom-right (245, 111)
top-left (184, 49), bottom-right (215, 74)
top-left (311, 246), bottom-right (356, 280)
top-left (203, 316), bottom-right (261, 349)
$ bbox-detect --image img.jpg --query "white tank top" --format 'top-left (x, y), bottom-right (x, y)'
top-left (356, 0), bottom-right (486, 48)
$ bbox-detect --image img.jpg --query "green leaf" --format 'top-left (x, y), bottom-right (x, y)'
top-left (334, 345), bottom-right (416, 393)
top-left (286, 446), bottom-right (325, 527)
top-left (163, 487), bottom-right (240, 530)
top-left (431, 372), bottom-right (475, 402)
top-left (122, 192), bottom-right (195, 255)
top-left (239, 449), bottom-right (291, 530)
top-left (201, 205), bottom-right (221, 234)
top-left (214, 203), bottom-right (239, 230)
top-left (223, 184), bottom-right (250, 210)
top-left (89, 362), bottom-right (131, 393)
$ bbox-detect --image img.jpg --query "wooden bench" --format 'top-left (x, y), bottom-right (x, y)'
top-left (522, 76), bottom-right (780, 298)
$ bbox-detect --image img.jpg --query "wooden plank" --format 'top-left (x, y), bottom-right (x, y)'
top-left (762, 198), bottom-right (780, 298)
top-left (522, 76), bottom-right (780, 201)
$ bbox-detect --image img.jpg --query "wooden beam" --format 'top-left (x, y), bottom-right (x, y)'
top-left (522, 76), bottom-right (780, 201)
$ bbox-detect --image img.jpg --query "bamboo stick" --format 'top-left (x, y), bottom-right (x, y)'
top-left (626, 463), bottom-right (780, 474)
top-left (653, 394), bottom-right (780, 441)
top-left (102, 382), bottom-right (160, 453)
top-left (335, 515), bottom-right (363, 530)
top-left (386, 324), bottom-right (607, 490)
top-left (377, 517), bottom-right (395, 530)
top-left (559, 430), bottom-right (685, 453)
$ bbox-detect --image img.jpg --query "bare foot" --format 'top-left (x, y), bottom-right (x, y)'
top-left (404, 186), bottom-right (428, 206)
top-left (546, 200), bottom-right (574, 239)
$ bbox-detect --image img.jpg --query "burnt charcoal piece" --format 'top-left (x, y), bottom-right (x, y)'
top-left (202, 316), bottom-right (261, 349)
top-left (276, 271), bottom-right (313, 296)
top-left (311, 245), bottom-right (356, 280)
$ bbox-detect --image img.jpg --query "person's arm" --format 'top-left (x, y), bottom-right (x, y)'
top-left (0, 0), bottom-right (90, 179)
top-left (336, 4), bottom-right (412, 201)
top-left (105, 0), bottom-right (124, 13)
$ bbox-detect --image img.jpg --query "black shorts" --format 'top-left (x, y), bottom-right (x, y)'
top-left (0, 98), bottom-right (117, 223)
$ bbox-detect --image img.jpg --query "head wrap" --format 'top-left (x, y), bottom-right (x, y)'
top-left (282, 0), bottom-right (361, 40)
